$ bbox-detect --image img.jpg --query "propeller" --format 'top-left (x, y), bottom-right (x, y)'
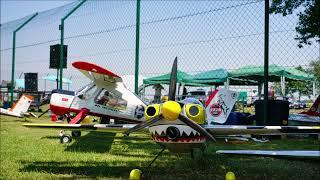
top-left (168, 57), bottom-right (177, 101)
top-left (124, 115), bottom-right (163, 136)
top-left (124, 57), bottom-right (215, 141)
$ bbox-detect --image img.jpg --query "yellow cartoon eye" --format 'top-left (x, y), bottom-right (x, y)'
top-left (144, 104), bottom-right (160, 120)
top-left (185, 104), bottom-right (205, 124)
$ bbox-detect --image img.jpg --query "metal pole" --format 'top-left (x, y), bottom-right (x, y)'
top-left (59, 0), bottom-right (86, 89)
top-left (134, 0), bottom-right (141, 95)
top-left (263, 0), bottom-right (269, 125)
top-left (59, 20), bottom-right (64, 90)
top-left (10, 13), bottom-right (38, 105)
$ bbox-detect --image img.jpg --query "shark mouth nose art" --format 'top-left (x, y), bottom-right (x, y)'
top-left (149, 125), bottom-right (207, 143)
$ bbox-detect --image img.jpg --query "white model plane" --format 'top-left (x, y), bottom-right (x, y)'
top-left (48, 61), bottom-right (146, 124)
top-left (24, 58), bottom-right (320, 178)
top-left (0, 94), bottom-right (35, 117)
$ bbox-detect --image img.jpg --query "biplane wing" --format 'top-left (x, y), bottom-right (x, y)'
top-left (72, 61), bottom-right (122, 87)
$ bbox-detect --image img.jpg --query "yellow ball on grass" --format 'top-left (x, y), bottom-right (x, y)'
top-left (129, 169), bottom-right (142, 180)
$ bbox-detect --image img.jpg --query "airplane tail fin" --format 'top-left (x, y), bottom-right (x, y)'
top-left (301, 95), bottom-right (320, 116)
top-left (205, 89), bottom-right (238, 125)
top-left (10, 94), bottom-right (33, 114)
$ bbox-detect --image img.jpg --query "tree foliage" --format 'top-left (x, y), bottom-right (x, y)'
top-left (270, 0), bottom-right (320, 47)
top-left (310, 59), bottom-right (320, 86)
top-left (286, 66), bottom-right (312, 96)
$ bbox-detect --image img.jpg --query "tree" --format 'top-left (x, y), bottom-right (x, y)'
top-left (273, 66), bottom-right (313, 98)
top-left (309, 60), bottom-right (320, 94)
top-left (270, 0), bottom-right (320, 48)
top-left (310, 60), bottom-right (320, 82)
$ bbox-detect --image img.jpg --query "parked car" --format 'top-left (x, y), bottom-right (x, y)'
top-left (290, 101), bottom-right (307, 109)
top-left (186, 89), bottom-right (207, 104)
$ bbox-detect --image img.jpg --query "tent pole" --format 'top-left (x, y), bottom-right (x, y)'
top-left (281, 76), bottom-right (286, 97)
top-left (142, 84), bottom-right (146, 101)
top-left (313, 81), bottom-right (316, 101)
top-left (224, 78), bottom-right (230, 89)
top-left (258, 83), bottom-right (262, 100)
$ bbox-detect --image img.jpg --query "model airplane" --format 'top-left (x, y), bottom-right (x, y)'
top-left (0, 94), bottom-right (35, 117)
top-left (48, 61), bottom-right (146, 124)
top-left (24, 58), bottom-right (320, 179)
top-left (289, 95), bottom-right (320, 124)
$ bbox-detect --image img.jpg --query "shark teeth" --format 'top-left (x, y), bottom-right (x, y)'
top-left (151, 136), bottom-right (206, 143)
top-left (149, 125), bottom-right (200, 137)
top-left (149, 125), bottom-right (205, 144)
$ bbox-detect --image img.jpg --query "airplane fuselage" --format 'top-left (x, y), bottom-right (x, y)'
top-left (50, 83), bottom-right (146, 123)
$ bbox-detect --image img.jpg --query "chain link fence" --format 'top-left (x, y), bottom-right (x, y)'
top-left (1, 0), bottom-right (319, 112)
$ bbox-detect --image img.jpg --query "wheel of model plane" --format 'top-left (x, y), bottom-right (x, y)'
top-left (129, 169), bottom-right (141, 180)
top-left (59, 130), bottom-right (65, 137)
top-left (71, 130), bottom-right (81, 137)
top-left (60, 134), bottom-right (72, 144)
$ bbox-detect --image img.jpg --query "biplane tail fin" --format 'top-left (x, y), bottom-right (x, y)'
top-left (205, 89), bottom-right (238, 125)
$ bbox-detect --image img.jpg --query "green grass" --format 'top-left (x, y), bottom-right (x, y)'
top-left (0, 115), bottom-right (319, 179)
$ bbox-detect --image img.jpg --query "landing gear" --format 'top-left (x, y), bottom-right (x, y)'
top-left (71, 130), bottom-right (81, 137)
top-left (60, 134), bottom-right (72, 144)
top-left (129, 147), bottom-right (166, 179)
top-left (59, 130), bottom-right (78, 144)
top-left (191, 145), bottom-right (206, 159)
top-left (100, 116), bottom-right (110, 124)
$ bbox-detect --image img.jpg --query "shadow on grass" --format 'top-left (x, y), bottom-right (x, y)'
top-left (19, 153), bottom-right (320, 179)
top-left (40, 131), bottom-right (160, 154)
top-left (64, 132), bottom-right (116, 153)
top-left (19, 159), bottom-right (199, 179)
top-left (20, 161), bottom-right (134, 178)
top-left (41, 132), bottom-right (117, 153)
top-left (1, 119), bottom-right (32, 123)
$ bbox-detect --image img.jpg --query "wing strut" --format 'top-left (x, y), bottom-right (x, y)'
top-left (68, 108), bottom-right (90, 124)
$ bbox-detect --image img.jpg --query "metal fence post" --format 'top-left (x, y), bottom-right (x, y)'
top-left (134, 0), bottom-right (141, 95)
top-left (59, 0), bottom-right (87, 89)
top-left (263, 0), bottom-right (269, 125)
top-left (10, 13), bottom-right (38, 106)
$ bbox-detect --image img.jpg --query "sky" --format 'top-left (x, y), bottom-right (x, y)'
top-left (1, 0), bottom-right (70, 23)
top-left (0, 1), bottom-right (318, 93)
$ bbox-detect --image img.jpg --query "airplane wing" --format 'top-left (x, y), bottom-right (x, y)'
top-left (216, 150), bottom-right (320, 158)
top-left (24, 123), bottom-right (319, 135)
top-left (23, 123), bottom-right (148, 133)
top-left (203, 125), bottom-right (320, 135)
top-left (72, 61), bottom-right (122, 87)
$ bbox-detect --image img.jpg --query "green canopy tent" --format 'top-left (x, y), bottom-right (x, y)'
top-left (144, 70), bottom-right (190, 85)
top-left (141, 70), bottom-right (209, 101)
top-left (229, 64), bottom-right (315, 97)
top-left (143, 70), bottom-right (209, 86)
top-left (229, 64), bottom-right (314, 81)
top-left (183, 68), bottom-right (259, 87)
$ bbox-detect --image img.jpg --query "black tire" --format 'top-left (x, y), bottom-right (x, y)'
top-left (71, 130), bottom-right (81, 137)
top-left (57, 115), bottom-right (64, 121)
top-left (100, 116), bottom-right (110, 124)
top-left (60, 134), bottom-right (72, 144)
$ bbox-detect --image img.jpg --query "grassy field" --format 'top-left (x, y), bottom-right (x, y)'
top-left (0, 114), bottom-right (319, 179)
